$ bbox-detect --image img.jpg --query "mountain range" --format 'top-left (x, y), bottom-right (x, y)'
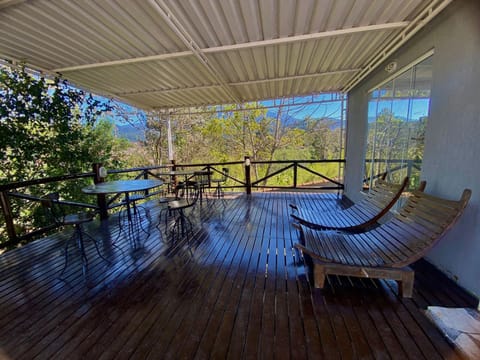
top-left (114, 114), bottom-right (343, 142)
top-left (115, 124), bottom-right (145, 142)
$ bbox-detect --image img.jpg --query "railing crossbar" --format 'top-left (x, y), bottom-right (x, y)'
top-left (251, 163), bottom-right (294, 186)
top-left (0, 172), bottom-right (94, 192)
top-left (206, 165), bottom-right (246, 186)
top-left (296, 163), bottom-right (343, 186)
top-left (9, 191), bottom-right (98, 210)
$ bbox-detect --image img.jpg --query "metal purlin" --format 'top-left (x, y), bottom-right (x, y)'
top-left (343, 0), bottom-right (453, 93)
top-left (147, 0), bottom-right (242, 106)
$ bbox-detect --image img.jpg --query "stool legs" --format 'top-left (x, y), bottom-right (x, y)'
top-left (60, 224), bottom-right (108, 277)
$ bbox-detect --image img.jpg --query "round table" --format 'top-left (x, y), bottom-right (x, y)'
top-left (82, 179), bottom-right (163, 247)
top-left (82, 179), bottom-right (163, 195)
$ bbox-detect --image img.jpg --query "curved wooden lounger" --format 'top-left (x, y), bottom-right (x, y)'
top-left (294, 188), bottom-right (472, 297)
top-left (290, 175), bottom-right (415, 232)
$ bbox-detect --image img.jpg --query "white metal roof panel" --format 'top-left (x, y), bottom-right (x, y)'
top-left (0, 0), bottom-right (452, 110)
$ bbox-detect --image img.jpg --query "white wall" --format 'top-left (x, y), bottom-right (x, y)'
top-left (344, 0), bottom-right (480, 297)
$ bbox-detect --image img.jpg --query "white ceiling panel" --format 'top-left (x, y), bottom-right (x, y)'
top-left (0, 0), bottom-right (452, 110)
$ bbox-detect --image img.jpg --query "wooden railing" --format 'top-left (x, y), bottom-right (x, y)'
top-left (0, 164), bottom-right (172, 247)
top-left (0, 159), bottom-right (345, 247)
top-left (363, 159), bottom-right (423, 189)
top-left (247, 158), bottom-right (344, 191)
top-left (156, 158), bottom-right (345, 193)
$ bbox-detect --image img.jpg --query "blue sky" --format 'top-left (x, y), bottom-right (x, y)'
top-left (256, 93), bottom-right (344, 120)
top-left (368, 98), bottom-right (430, 121)
top-left (109, 92), bottom-right (429, 128)
top-left (109, 92), bottom-right (345, 126)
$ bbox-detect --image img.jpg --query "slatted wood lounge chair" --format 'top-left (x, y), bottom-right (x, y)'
top-left (290, 175), bottom-right (413, 232)
top-left (294, 188), bottom-right (471, 297)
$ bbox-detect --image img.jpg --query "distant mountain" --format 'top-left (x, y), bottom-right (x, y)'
top-left (115, 123), bottom-right (145, 142)
top-left (113, 113), bottom-right (343, 143)
top-left (266, 110), bottom-right (300, 126)
top-left (266, 109), bottom-right (341, 129)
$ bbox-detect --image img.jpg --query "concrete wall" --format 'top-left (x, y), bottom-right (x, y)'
top-left (344, 0), bottom-right (480, 298)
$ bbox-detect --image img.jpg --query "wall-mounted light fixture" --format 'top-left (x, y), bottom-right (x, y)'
top-left (385, 61), bottom-right (398, 73)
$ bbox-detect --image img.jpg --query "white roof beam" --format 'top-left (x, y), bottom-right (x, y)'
top-left (114, 68), bottom-right (360, 97)
top-left (120, 83), bottom-right (222, 97)
top-left (229, 69), bottom-right (360, 86)
top-left (53, 22), bottom-right (408, 73)
top-left (54, 51), bottom-right (192, 73)
top-left (206, 22), bottom-right (408, 51)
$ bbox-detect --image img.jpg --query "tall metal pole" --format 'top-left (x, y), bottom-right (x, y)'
top-left (167, 113), bottom-right (174, 162)
top-left (245, 156), bottom-right (252, 195)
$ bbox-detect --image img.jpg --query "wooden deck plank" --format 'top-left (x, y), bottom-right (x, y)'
top-left (208, 235), bottom-right (261, 359)
top-left (349, 287), bottom-right (392, 359)
top-left (120, 203), bottom-right (246, 359)
top-left (17, 217), bottom-right (170, 359)
top-left (242, 197), bottom-right (275, 358)
top-left (283, 194), bottom-right (312, 359)
top-left (223, 203), bottom-right (268, 359)
top-left (381, 281), bottom-right (452, 360)
top-left (0, 192), bottom-right (476, 360)
top-left (188, 234), bottom-right (256, 358)
top-left (274, 194), bottom-right (296, 360)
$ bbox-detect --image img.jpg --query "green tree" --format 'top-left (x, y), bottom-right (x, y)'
top-left (0, 65), bottom-right (117, 243)
top-left (143, 109), bottom-right (211, 165)
top-left (365, 109), bottom-right (426, 186)
top-left (0, 65), bottom-right (111, 182)
top-left (87, 118), bottom-right (132, 169)
top-left (304, 118), bottom-right (339, 159)
top-left (143, 102), bottom-right (344, 187)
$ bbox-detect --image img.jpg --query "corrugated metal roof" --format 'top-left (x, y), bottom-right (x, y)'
top-left (0, 0), bottom-right (452, 110)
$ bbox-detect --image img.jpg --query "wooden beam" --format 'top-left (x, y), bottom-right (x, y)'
top-left (0, 191), bottom-right (16, 242)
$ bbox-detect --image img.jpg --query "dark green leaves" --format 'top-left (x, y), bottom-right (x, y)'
top-left (0, 65), bottom-right (112, 182)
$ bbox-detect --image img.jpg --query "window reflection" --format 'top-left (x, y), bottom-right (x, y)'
top-left (364, 56), bottom-right (432, 191)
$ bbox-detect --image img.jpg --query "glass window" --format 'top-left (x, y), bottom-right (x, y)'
top-left (364, 56), bottom-right (432, 190)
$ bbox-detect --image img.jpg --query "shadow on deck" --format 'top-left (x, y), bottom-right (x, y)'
top-left (0, 192), bottom-right (476, 359)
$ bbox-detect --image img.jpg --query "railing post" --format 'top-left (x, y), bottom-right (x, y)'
top-left (93, 163), bottom-right (108, 220)
top-left (293, 161), bottom-right (298, 188)
top-left (207, 164), bottom-right (212, 188)
top-left (407, 160), bottom-right (413, 183)
top-left (245, 156), bottom-right (252, 195)
top-left (171, 159), bottom-right (177, 190)
top-left (0, 190), bottom-right (17, 243)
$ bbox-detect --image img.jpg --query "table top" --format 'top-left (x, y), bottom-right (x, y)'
top-left (82, 179), bottom-right (163, 195)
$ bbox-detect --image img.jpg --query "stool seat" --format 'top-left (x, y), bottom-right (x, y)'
top-left (41, 192), bottom-right (106, 277)
top-left (62, 212), bottom-right (95, 226)
top-left (167, 183), bottom-right (200, 240)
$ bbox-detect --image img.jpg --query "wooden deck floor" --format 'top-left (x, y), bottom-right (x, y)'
top-left (0, 192), bottom-right (476, 359)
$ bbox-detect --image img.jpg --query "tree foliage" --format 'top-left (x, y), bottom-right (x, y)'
top-left (143, 102), bottom-right (344, 186)
top-left (0, 65), bottom-right (112, 183)
top-left (0, 65), bottom-right (129, 243)
top-left (365, 109), bottom-right (426, 187)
